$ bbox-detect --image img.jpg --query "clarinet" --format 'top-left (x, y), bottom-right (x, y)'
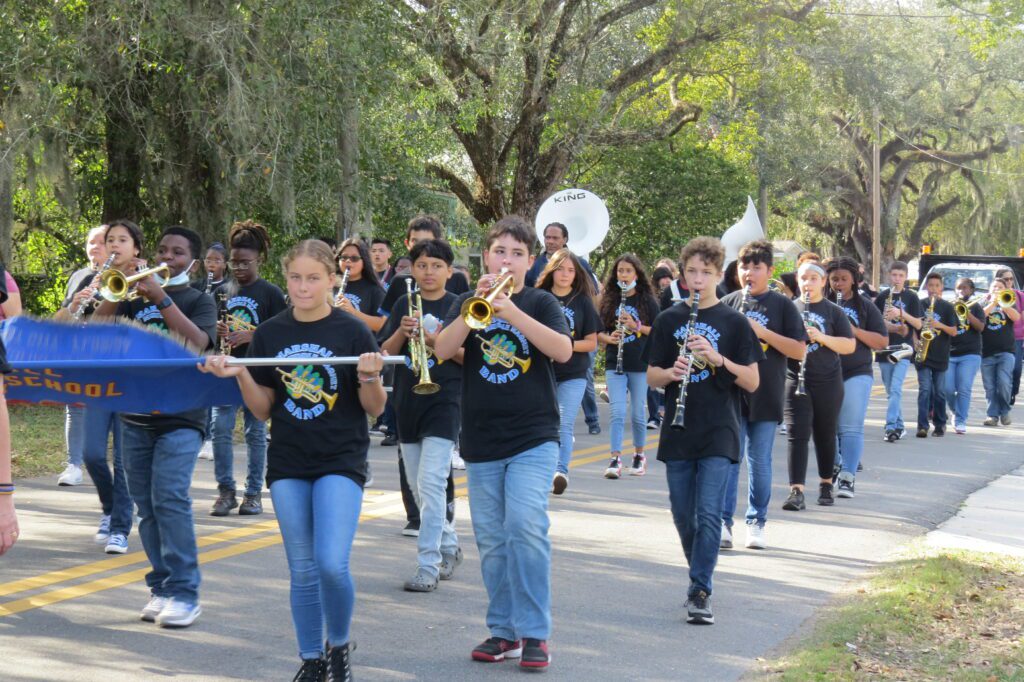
top-left (669, 291), bottom-right (701, 430)
top-left (614, 301), bottom-right (626, 375)
top-left (204, 271), bottom-right (214, 295)
top-left (334, 268), bottom-right (351, 306)
top-left (795, 290), bottom-right (811, 397)
top-left (740, 283), bottom-right (751, 313)
top-left (73, 254), bottom-right (115, 320)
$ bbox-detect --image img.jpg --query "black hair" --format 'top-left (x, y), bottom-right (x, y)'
top-left (371, 237), bottom-right (392, 249)
top-left (485, 215), bottom-right (535, 251)
top-left (600, 253), bottom-right (656, 329)
top-left (779, 272), bottom-right (798, 299)
top-left (317, 235), bottom-right (338, 250)
top-left (956, 277), bottom-right (975, 293)
top-left (889, 260), bottom-right (909, 274)
top-left (207, 242), bottom-right (227, 257)
top-left (825, 256), bottom-right (865, 323)
top-left (406, 215), bottom-right (444, 241)
top-left (543, 222), bottom-right (569, 241)
top-left (651, 266), bottom-right (674, 284)
top-left (409, 238), bottom-right (454, 266)
top-left (229, 219), bottom-right (272, 257)
top-left (536, 248), bottom-right (594, 299)
top-left (336, 237), bottom-right (383, 289)
top-left (737, 239), bottom-right (774, 267)
top-left (105, 218), bottom-right (145, 258)
top-left (925, 271), bottom-right (943, 284)
top-left (162, 225), bottom-right (203, 260)
top-left (722, 260), bottom-right (742, 295)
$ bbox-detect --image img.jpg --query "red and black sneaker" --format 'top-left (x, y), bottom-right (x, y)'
top-left (519, 638), bottom-right (550, 670)
top-left (471, 637), bottom-right (523, 662)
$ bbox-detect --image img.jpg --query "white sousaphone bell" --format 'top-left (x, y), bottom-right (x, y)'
top-left (720, 196), bottom-right (764, 266)
top-left (534, 188), bottom-right (610, 259)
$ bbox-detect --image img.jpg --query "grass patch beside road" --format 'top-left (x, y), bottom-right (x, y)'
top-left (9, 403), bottom-right (67, 479)
top-left (759, 547), bottom-right (1024, 681)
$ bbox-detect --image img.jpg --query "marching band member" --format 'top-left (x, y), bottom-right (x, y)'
top-left (64, 220), bottom-right (143, 554)
top-left (783, 262), bottom-right (855, 511)
top-left (381, 239), bottom-right (463, 593)
top-left (913, 273), bottom-right (957, 438)
top-left (535, 248), bottom-right (599, 495)
top-left (647, 237), bottom-right (761, 625)
top-left (995, 268), bottom-right (1024, 405)
top-left (720, 240), bottom-right (806, 550)
top-left (826, 258), bottom-right (888, 497)
top-left (873, 261), bottom-right (923, 443)
top-left (195, 241), bottom-right (229, 460)
top-left (435, 215), bottom-right (572, 670)
top-left (210, 222), bottom-right (287, 517)
top-left (597, 255), bottom-right (659, 479)
top-left (334, 238), bottom-right (386, 333)
top-left (0, 290), bottom-right (14, 556)
top-left (201, 239), bottom-right (385, 681)
top-left (980, 278), bottom-right (1021, 426)
top-left (96, 225), bottom-right (215, 627)
top-left (947, 278), bottom-right (986, 434)
top-left (56, 225), bottom-right (108, 487)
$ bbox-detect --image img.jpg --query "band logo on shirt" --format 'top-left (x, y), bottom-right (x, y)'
top-left (226, 295), bottom-right (261, 331)
top-left (841, 305), bottom-right (860, 328)
top-left (275, 344), bottom-right (339, 420)
top-left (673, 322), bottom-right (719, 384)
top-left (805, 312), bottom-right (826, 353)
top-left (342, 292), bottom-right (362, 310)
top-left (134, 306), bottom-right (169, 335)
top-left (561, 306), bottom-right (576, 334)
top-left (986, 311), bottom-right (1007, 331)
top-left (477, 320), bottom-right (532, 384)
top-left (745, 309), bottom-right (770, 329)
top-left (619, 304), bottom-right (641, 345)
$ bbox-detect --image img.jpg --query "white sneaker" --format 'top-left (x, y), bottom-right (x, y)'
top-left (58, 463), bottom-right (83, 486)
top-left (156, 598), bottom-right (202, 628)
top-left (603, 456), bottom-right (622, 479)
top-left (720, 521), bottom-right (733, 549)
top-left (94, 514), bottom-right (112, 544)
top-left (197, 440), bottom-right (214, 460)
top-left (452, 451), bottom-right (466, 470)
top-left (104, 533), bottom-right (128, 554)
top-left (140, 596), bottom-right (170, 622)
top-left (745, 524), bottom-right (767, 550)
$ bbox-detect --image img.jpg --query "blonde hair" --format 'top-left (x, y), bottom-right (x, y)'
top-left (283, 239), bottom-right (335, 276)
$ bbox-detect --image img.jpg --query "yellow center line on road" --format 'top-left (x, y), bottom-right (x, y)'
top-left (1, 439), bottom-right (656, 618)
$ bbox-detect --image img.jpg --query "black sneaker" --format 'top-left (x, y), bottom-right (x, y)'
top-left (782, 488), bottom-right (805, 511)
top-left (685, 591), bottom-right (714, 625)
top-left (402, 520), bottom-right (420, 537)
top-left (210, 485), bottom-right (237, 517)
top-left (884, 429), bottom-right (897, 443)
top-left (381, 432), bottom-right (399, 446)
top-left (588, 424), bottom-right (601, 435)
top-left (292, 658), bottom-right (325, 682)
top-left (818, 483), bottom-right (834, 506)
top-left (520, 638), bottom-right (550, 670)
top-left (836, 478), bottom-right (855, 499)
top-left (472, 637), bottom-right (523, 662)
top-left (932, 427), bottom-right (945, 437)
top-left (325, 642), bottom-right (353, 682)
top-left (238, 492), bottom-right (263, 515)
top-left (857, 462), bottom-right (864, 472)
top-left (916, 428), bottom-right (928, 438)
top-left (895, 427), bottom-right (907, 440)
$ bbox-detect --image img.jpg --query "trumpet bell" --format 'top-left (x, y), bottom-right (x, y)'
top-left (461, 271), bottom-right (515, 330)
top-left (997, 289), bottom-right (1017, 309)
top-left (98, 264), bottom-right (172, 302)
top-left (412, 381), bottom-right (440, 396)
top-left (954, 301), bottom-right (969, 320)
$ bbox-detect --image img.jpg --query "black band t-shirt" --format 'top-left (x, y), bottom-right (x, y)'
top-left (645, 301), bottom-right (762, 462)
top-left (721, 289), bottom-right (806, 422)
top-left (950, 302), bottom-right (985, 357)
top-left (248, 308), bottom-right (378, 488)
top-left (982, 307), bottom-right (1016, 357)
top-left (443, 286), bottom-right (570, 463)
top-left (118, 286), bottom-right (217, 434)
top-left (381, 292), bottom-right (463, 443)
top-left (915, 297), bottom-right (957, 371)
top-left (552, 291), bottom-right (600, 382)
top-left (787, 298), bottom-right (854, 384)
top-left (837, 293), bottom-right (887, 379)
top-left (336, 277), bottom-right (386, 319)
top-left (603, 291), bottom-right (659, 374)
top-left (214, 278), bottom-right (288, 357)
top-left (874, 288), bottom-right (923, 348)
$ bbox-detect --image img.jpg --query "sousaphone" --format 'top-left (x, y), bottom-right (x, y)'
top-left (534, 189), bottom-right (610, 259)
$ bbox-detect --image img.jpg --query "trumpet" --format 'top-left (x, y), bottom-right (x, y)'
top-left (996, 289), bottom-right (1017, 309)
top-left (479, 334), bottom-right (532, 373)
top-left (461, 268), bottom-right (515, 330)
top-left (405, 278), bottom-right (440, 395)
top-left (224, 312), bottom-right (256, 333)
top-left (73, 254), bottom-right (116, 320)
top-left (914, 295), bottom-right (937, 363)
top-left (276, 366), bottom-right (338, 410)
top-left (98, 263), bottom-right (171, 302)
top-left (954, 300), bottom-right (969, 324)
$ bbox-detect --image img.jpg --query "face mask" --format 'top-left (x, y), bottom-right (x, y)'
top-left (155, 260), bottom-right (196, 288)
top-left (618, 279), bottom-right (636, 293)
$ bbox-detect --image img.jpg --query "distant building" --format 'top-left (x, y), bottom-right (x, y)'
top-left (772, 240), bottom-right (806, 263)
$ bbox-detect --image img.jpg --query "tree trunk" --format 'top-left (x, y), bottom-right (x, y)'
top-left (102, 104), bottom-right (146, 223)
top-left (0, 143), bottom-right (13, 264)
top-left (336, 87), bottom-right (360, 243)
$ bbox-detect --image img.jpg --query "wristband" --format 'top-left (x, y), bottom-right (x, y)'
top-left (156, 296), bottom-right (174, 310)
top-left (358, 374), bottom-right (381, 384)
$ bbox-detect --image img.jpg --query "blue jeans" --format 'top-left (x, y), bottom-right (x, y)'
top-left (721, 418), bottom-right (777, 528)
top-left (466, 441), bottom-right (557, 641)
top-left (401, 437), bottom-right (459, 578)
top-left (837, 374), bottom-right (873, 476)
top-left (82, 407), bottom-right (132, 536)
top-left (581, 351), bottom-right (599, 427)
top-left (212, 404), bottom-right (267, 495)
top-left (1012, 339), bottom-right (1023, 399)
top-left (66, 404), bottom-right (85, 467)
top-left (916, 366), bottom-right (947, 431)
top-left (647, 388), bottom-right (664, 424)
top-left (981, 352), bottom-right (1014, 418)
top-left (271, 475), bottom-right (363, 660)
top-left (606, 371), bottom-right (647, 454)
top-left (878, 358), bottom-right (910, 431)
top-left (555, 378), bottom-right (587, 474)
top-left (121, 424), bottom-right (201, 603)
top-left (946, 354), bottom-right (981, 429)
top-left (665, 456), bottom-right (731, 597)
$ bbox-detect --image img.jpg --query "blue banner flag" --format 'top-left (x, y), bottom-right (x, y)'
top-left (1, 317), bottom-right (242, 411)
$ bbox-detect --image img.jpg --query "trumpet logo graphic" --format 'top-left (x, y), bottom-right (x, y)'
top-left (480, 333), bottom-right (532, 373)
top-left (277, 364), bottom-right (338, 411)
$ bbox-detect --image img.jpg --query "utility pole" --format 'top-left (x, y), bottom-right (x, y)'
top-left (871, 108), bottom-right (881, 290)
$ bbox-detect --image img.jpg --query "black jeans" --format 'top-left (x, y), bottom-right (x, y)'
top-left (785, 377), bottom-right (843, 486)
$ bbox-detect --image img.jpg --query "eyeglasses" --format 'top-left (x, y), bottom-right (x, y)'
top-left (338, 255), bottom-right (362, 263)
top-left (228, 259), bottom-right (256, 270)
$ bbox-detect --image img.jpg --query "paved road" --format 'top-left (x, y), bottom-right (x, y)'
top-left (2, 371), bottom-right (1022, 681)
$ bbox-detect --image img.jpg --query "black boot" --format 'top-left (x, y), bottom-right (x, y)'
top-left (326, 642), bottom-right (353, 682)
top-left (210, 485), bottom-right (237, 517)
top-left (291, 658), bottom-right (325, 682)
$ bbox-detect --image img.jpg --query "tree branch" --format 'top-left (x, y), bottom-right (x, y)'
top-left (586, 101), bottom-right (702, 146)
